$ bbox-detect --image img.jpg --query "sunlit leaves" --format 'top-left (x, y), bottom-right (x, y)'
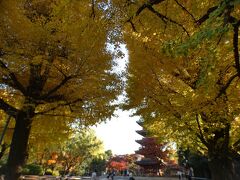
top-left (0, 0), bottom-right (122, 125)
top-left (121, 0), bottom-right (240, 157)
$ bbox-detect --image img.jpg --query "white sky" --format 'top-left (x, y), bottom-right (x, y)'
top-left (92, 109), bottom-right (142, 155)
top-left (92, 44), bottom-right (143, 155)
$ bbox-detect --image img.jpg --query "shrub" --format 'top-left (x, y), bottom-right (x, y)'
top-left (21, 164), bottom-right (44, 175)
top-left (44, 169), bottom-right (53, 175)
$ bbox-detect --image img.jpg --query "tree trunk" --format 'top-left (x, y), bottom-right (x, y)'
top-left (204, 122), bottom-right (240, 180)
top-left (208, 156), bottom-right (240, 180)
top-left (5, 109), bottom-right (34, 180)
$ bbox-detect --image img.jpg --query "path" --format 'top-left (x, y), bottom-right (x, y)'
top-left (20, 176), bottom-right (178, 180)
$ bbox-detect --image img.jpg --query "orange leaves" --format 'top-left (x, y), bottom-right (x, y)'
top-left (107, 154), bottom-right (138, 171)
top-left (109, 161), bottom-right (128, 170)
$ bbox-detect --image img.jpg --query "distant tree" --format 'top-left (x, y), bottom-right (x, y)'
top-left (107, 155), bottom-right (128, 172)
top-left (56, 129), bottom-right (104, 175)
top-left (107, 154), bottom-right (140, 174)
top-left (87, 150), bottom-right (112, 175)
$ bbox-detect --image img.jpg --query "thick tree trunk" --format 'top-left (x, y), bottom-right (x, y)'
top-left (208, 156), bottom-right (240, 180)
top-left (203, 122), bottom-right (240, 180)
top-left (5, 109), bottom-right (34, 180)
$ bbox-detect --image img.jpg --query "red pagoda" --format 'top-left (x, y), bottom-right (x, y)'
top-left (135, 120), bottom-right (166, 176)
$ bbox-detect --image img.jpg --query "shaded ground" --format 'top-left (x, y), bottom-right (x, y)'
top-left (18, 176), bottom-right (178, 180)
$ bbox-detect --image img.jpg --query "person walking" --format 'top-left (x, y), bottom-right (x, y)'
top-left (177, 170), bottom-right (183, 180)
top-left (188, 167), bottom-right (194, 180)
top-left (129, 172), bottom-right (135, 180)
top-left (91, 169), bottom-right (97, 180)
top-left (107, 171), bottom-right (114, 180)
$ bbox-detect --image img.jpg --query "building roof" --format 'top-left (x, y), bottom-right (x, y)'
top-left (136, 120), bottom-right (144, 126)
top-left (135, 158), bottom-right (161, 166)
top-left (136, 130), bottom-right (147, 136)
top-left (135, 137), bottom-right (156, 145)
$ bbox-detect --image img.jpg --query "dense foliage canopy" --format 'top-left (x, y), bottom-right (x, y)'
top-left (0, 0), bottom-right (240, 179)
top-left (0, 0), bottom-right (122, 178)
top-left (117, 0), bottom-right (240, 179)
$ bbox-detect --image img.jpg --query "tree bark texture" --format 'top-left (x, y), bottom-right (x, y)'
top-left (5, 106), bottom-right (34, 180)
top-left (208, 156), bottom-right (240, 180)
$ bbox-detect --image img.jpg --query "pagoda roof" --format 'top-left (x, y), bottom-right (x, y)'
top-left (136, 120), bottom-right (144, 126)
top-left (136, 130), bottom-right (147, 136)
top-left (135, 158), bottom-right (161, 166)
top-left (135, 137), bottom-right (156, 145)
top-left (135, 149), bottom-right (142, 155)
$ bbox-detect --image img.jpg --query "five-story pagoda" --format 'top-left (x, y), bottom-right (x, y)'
top-left (135, 119), bottom-right (167, 176)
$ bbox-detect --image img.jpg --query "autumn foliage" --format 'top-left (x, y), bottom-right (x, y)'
top-left (0, 0), bottom-right (121, 178)
top-left (107, 154), bottom-right (138, 172)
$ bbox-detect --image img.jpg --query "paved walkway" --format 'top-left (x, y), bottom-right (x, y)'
top-left (99, 176), bottom-right (178, 180)
top-left (20, 176), bottom-right (178, 180)
top-left (19, 176), bottom-right (209, 180)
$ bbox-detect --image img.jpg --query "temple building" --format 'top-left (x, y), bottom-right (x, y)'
top-left (135, 120), bottom-right (167, 176)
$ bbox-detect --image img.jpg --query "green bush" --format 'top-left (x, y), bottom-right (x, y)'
top-left (44, 169), bottom-right (53, 175)
top-left (21, 164), bottom-right (44, 175)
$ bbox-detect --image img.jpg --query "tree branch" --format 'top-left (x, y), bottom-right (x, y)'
top-left (40, 56), bottom-right (55, 90)
top-left (147, 95), bottom-right (182, 119)
top-left (0, 60), bottom-right (26, 95)
top-left (90, 0), bottom-right (96, 18)
top-left (128, 0), bottom-right (190, 35)
top-left (174, 0), bottom-right (197, 22)
top-left (126, 18), bottom-right (137, 32)
top-left (196, 114), bottom-right (209, 147)
top-left (214, 18), bottom-right (240, 99)
top-left (216, 73), bottom-right (239, 99)
top-left (0, 99), bottom-right (19, 118)
top-left (232, 19), bottom-right (240, 75)
top-left (134, 0), bottom-right (166, 17)
top-left (40, 95), bottom-right (65, 103)
top-left (36, 98), bottom-right (83, 115)
top-left (41, 75), bottom-right (75, 99)
top-left (149, 0), bottom-right (165, 5)
top-left (233, 138), bottom-right (240, 149)
top-left (146, 5), bottom-right (190, 36)
top-left (196, 6), bottom-right (218, 25)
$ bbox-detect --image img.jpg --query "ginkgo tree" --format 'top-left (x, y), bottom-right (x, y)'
top-left (0, 0), bottom-right (122, 179)
top-left (117, 0), bottom-right (240, 179)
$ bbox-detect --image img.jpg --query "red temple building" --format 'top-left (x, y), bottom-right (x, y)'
top-left (135, 120), bottom-right (169, 176)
